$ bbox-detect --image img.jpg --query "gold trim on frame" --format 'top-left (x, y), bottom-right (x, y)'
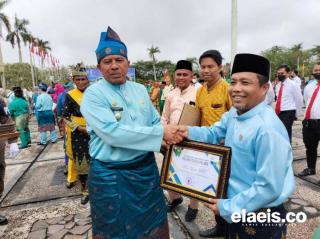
top-left (160, 140), bottom-right (232, 203)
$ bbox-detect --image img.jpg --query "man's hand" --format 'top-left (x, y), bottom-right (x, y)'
top-left (205, 198), bottom-right (220, 215)
top-left (163, 125), bottom-right (185, 144)
top-left (176, 125), bottom-right (188, 138)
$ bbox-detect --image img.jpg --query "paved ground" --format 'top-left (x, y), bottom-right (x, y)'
top-left (0, 116), bottom-right (320, 238)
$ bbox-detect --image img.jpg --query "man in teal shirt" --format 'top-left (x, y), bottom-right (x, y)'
top-left (176, 54), bottom-right (295, 238)
top-left (81, 27), bottom-right (181, 239)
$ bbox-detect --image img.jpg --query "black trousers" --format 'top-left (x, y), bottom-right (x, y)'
top-left (0, 141), bottom-right (5, 197)
top-left (278, 110), bottom-right (296, 143)
top-left (302, 119), bottom-right (320, 170)
top-left (216, 215), bottom-right (228, 237)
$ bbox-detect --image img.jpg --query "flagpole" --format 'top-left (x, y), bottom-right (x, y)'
top-left (29, 44), bottom-right (35, 88)
top-left (231, 0), bottom-right (238, 67)
top-left (33, 53), bottom-right (38, 86)
top-left (0, 23), bottom-right (5, 91)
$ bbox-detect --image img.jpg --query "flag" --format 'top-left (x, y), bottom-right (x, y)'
top-left (30, 43), bottom-right (35, 54)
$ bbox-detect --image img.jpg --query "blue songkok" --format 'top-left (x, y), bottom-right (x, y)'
top-left (95, 26), bottom-right (127, 63)
top-left (39, 82), bottom-right (48, 92)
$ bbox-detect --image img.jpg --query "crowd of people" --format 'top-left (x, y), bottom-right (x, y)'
top-left (0, 26), bottom-right (319, 238)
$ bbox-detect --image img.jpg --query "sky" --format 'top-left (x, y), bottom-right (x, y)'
top-left (2, 0), bottom-right (320, 66)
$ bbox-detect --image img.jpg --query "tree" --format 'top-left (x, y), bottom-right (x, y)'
top-left (186, 57), bottom-right (199, 71)
top-left (262, 44), bottom-right (315, 79)
top-left (310, 45), bottom-right (320, 61)
top-left (132, 60), bottom-right (175, 84)
top-left (36, 38), bottom-right (51, 52)
top-left (35, 38), bottom-right (51, 68)
top-left (147, 45), bottom-right (160, 81)
top-left (4, 63), bottom-right (33, 88)
top-left (6, 15), bottom-right (29, 63)
top-left (0, 0), bottom-right (11, 89)
top-left (290, 43), bottom-right (303, 71)
top-left (23, 32), bottom-right (37, 87)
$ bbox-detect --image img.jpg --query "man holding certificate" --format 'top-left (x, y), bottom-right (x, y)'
top-left (176, 53), bottom-right (295, 238)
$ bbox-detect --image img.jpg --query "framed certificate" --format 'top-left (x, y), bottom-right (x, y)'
top-left (160, 140), bottom-right (231, 203)
top-left (0, 132), bottom-right (19, 140)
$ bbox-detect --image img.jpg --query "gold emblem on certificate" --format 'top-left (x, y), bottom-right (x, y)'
top-left (160, 140), bottom-right (231, 203)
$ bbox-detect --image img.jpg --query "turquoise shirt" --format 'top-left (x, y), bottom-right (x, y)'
top-left (9, 98), bottom-right (28, 117)
top-left (35, 93), bottom-right (53, 111)
top-left (188, 102), bottom-right (295, 223)
top-left (81, 79), bottom-right (164, 163)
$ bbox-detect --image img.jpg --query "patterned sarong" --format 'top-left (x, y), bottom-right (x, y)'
top-left (89, 153), bottom-right (169, 239)
top-left (37, 110), bottom-right (55, 132)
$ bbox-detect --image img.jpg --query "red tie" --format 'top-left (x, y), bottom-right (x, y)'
top-left (275, 82), bottom-right (284, 115)
top-left (305, 83), bottom-right (320, 120)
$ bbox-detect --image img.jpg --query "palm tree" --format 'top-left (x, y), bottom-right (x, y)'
top-left (270, 46), bottom-right (283, 54)
top-left (36, 38), bottom-right (51, 52)
top-left (147, 45), bottom-right (160, 81)
top-left (290, 43), bottom-right (303, 71)
top-left (6, 15), bottom-right (29, 63)
top-left (291, 43), bottom-right (303, 52)
top-left (0, 0), bottom-right (11, 90)
top-left (23, 32), bottom-right (37, 87)
top-left (35, 38), bottom-right (51, 68)
top-left (186, 57), bottom-right (199, 70)
top-left (311, 45), bottom-right (320, 60)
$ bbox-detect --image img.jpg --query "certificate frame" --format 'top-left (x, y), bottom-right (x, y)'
top-left (0, 132), bottom-right (19, 140)
top-left (160, 140), bottom-right (231, 203)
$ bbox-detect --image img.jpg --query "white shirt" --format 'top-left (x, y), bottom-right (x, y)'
top-left (264, 81), bottom-right (275, 106)
top-left (193, 81), bottom-right (202, 89)
top-left (303, 80), bottom-right (320, 119)
top-left (292, 76), bottom-right (302, 87)
top-left (275, 78), bottom-right (303, 114)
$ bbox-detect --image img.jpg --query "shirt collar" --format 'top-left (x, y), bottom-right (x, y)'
top-left (179, 85), bottom-right (193, 95)
top-left (204, 78), bottom-right (222, 91)
top-left (233, 101), bottom-right (266, 121)
top-left (103, 78), bottom-right (127, 91)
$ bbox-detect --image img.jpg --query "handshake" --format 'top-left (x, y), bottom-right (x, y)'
top-left (162, 125), bottom-right (189, 148)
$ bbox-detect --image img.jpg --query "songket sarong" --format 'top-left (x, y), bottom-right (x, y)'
top-left (89, 152), bottom-right (169, 239)
top-left (37, 110), bottom-right (55, 132)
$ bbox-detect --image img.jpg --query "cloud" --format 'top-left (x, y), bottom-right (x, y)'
top-left (1, 0), bottom-right (320, 66)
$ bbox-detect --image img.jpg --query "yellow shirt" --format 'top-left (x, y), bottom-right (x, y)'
top-left (196, 79), bottom-right (232, 126)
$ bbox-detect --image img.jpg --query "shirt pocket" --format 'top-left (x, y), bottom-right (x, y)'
top-left (232, 123), bottom-right (256, 153)
top-left (205, 101), bottom-right (225, 115)
top-left (135, 99), bottom-right (149, 124)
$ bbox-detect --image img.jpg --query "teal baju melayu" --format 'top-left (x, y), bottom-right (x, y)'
top-left (9, 97), bottom-right (31, 148)
top-left (81, 79), bottom-right (168, 239)
top-left (188, 101), bottom-right (295, 238)
top-left (35, 92), bottom-right (57, 144)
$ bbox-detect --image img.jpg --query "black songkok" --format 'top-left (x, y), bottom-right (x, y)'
top-left (175, 60), bottom-right (193, 72)
top-left (232, 53), bottom-right (270, 79)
